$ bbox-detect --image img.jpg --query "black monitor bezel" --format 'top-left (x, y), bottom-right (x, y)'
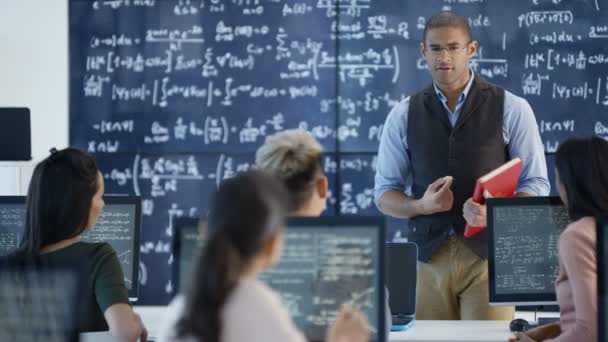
top-left (597, 215), bottom-right (608, 342)
top-left (0, 195), bottom-right (141, 300)
top-left (487, 196), bottom-right (565, 305)
top-left (0, 196), bottom-right (26, 205)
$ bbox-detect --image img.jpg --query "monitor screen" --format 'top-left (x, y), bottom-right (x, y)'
top-left (0, 197), bottom-right (26, 256)
top-left (488, 197), bottom-right (569, 306)
top-left (0, 269), bottom-right (80, 342)
top-left (598, 215), bottom-right (608, 342)
top-left (171, 217), bottom-right (205, 294)
top-left (0, 196), bottom-right (141, 300)
top-left (172, 216), bottom-right (385, 342)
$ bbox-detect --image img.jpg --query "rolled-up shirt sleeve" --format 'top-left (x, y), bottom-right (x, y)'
top-left (503, 91), bottom-right (550, 196)
top-left (374, 98), bottom-right (412, 208)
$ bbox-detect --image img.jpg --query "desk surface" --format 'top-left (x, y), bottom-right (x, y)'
top-left (80, 306), bottom-right (557, 342)
top-left (81, 320), bottom-right (514, 342)
top-left (390, 320), bottom-right (512, 342)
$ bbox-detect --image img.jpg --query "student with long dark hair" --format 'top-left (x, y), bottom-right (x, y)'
top-left (510, 136), bottom-right (608, 342)
top-left (1, 148), bottom-right (147, 341)
top-left (158, 170), bottom-right (369, 342)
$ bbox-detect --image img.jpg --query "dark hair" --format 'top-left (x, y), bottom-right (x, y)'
top-left (176, 170), bottom-right (289, 342)
top-left (19, 147), bottom-right (99, 254)
top-left (423, 11), bottom-right (472, 43)
top-left (555, 136), bottom-right (608, 220)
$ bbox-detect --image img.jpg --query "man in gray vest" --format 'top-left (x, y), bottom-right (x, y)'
top-left (374, 11), bottom-right (550, 320)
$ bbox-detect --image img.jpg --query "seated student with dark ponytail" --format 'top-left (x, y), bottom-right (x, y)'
top-left (509, 136), bottom-right (608, 342)
top-left (157, 170), bottom-right (369, 342)
top-left (0, 148), bottom-right (147, 342)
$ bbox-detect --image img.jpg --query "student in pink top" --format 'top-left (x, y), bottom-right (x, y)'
top-left (510, 136), bottom-right (608, 342)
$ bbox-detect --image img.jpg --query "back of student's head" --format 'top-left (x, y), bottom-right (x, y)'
top-left (555, 135), bottom-right (608, 220)
top-left (255, 129), bottom-right (324, 212)
top-left (20, 147), bottom-right (99, 254)
top-left (177, 170), bottom-right (289, 342)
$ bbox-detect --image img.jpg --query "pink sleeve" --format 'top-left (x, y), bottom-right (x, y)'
top-left (546, 227), bottom-right (597, 342)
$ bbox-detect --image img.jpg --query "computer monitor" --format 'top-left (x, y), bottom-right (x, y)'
top-left (0, 196), bottom-right (26, 256)
top-left (172, 216), bottom-right (386, 342)
top-left (0, 107), bottom-right (31, 161)
top-left (171, 217), bottom-right (205, 295)
top-left (487, 196), bottom-right (569, 306)
top-left (597, 215), bottom-right (608, 342)
top-left (385, 242), bottom-right (417, 321)
top-left (0, 196), bottom-right (141, 300)
top-left (0, 268), bottom-right (80, 342)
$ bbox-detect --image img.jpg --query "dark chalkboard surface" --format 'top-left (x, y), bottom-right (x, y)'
top-left (70, 0), bottom-right (607, 304)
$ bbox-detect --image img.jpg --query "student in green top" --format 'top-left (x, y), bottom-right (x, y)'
top-left (3, 147), bottom-right (147, 341)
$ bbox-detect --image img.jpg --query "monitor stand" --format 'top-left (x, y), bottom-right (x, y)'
top-left (527, 306), bottom-right (560, 329)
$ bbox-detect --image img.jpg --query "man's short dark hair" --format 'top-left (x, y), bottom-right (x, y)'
top-left (423, 11), bottom-right (471, 43)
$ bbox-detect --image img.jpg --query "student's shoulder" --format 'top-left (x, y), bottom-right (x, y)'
top-left (74, 241), bottom-right (119, 265)
top-left (77, 241), bottom-right (116, 255)
top-left (561, 217), bottom-right (596, 241)
top-left (559, 217), bottom-right (596, 255)
top-left (223, 280), bottom-right (306, 341)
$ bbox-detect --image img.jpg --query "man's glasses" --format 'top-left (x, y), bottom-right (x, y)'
top-left (425, 42), bottom-right (470, 57)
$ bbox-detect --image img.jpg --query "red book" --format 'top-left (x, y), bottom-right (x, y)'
top-left (463, 158), bottom-right (523, 238)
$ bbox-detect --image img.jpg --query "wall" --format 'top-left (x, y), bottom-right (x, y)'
top-left (0, 0), bottom-right (68, 194)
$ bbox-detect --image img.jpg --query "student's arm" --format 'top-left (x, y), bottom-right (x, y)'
top-left (544, 224), bottom-right (597, 342)
top-left (326, 305), bottom-right (370, 342)
top-left (516, 322), bottom-right (561, 341)
top-left (95, 244), bottom-right (147, 341)
top-left (104, 304), bottom-right (148, 342)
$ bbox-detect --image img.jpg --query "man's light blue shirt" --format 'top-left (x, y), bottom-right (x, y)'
top-left (374, 72), bottom-right (550, 205)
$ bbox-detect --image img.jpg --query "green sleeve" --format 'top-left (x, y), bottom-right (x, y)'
top-left (93, 243), bottom-right (130, 314)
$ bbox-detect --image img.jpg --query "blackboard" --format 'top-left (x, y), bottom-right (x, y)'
top-left (70, 0), bottom-right (607, 304)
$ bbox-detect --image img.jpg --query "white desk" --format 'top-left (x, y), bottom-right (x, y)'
top-left (390, 320), bottom-right (512, 342)
top-left (81, 320), bottom-right (514, 342)
top-left (80, 307), bottom-right (557, 342)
